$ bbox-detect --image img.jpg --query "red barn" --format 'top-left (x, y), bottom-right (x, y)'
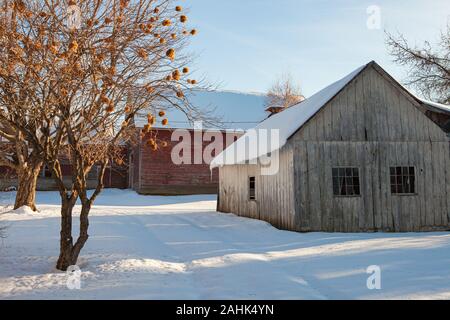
top-left (0, 91), bottom-right (268, 194)
top-left (129, 91), bottom-right (268, 194)
top-left (128, 128), bottom-right (242, 195)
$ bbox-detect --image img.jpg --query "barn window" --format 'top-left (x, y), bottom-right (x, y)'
top-left (41, 165), bottom-right (52, 178)
top-left (87, 166), bottom-right (99, 180)
top-left (390, 167), bottom-right (415, 195)
top-left (249, 176), bottom-right (256, 200)
top-left (332, 167), bottom-right (360, 196)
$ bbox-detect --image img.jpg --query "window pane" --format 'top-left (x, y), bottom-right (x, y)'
top-left (332, 167), bottom-right (360, 196)
top-left (409, 167), bottom-right (415, 175)
top-left (346, 186), bottom-right (354, 195)
top-left (393, 185), bottom-right (399, 194)
top-left (410, 175), bottom-right (415, 193)
top-left (390, 176), bottom-right (396, 185)
top-left (345, 177), bottom-right (352, 186)
top-left (333, 182), bottom-right (339, 195)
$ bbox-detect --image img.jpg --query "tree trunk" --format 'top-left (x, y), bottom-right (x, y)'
top-left (71, 201), bottom-right (91, 266)
top-left (56, 199), bottom-right (91, 271)
top-left (55, 160), bottom-right (106, 271)
top-left (13, 161), bottom-right (42, 211)
top-left (56, 198), bottom-right (75, 271)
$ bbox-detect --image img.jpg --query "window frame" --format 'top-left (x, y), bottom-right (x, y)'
top-left (248, 176), bottom-right (256, 201)
top-left (41, 165), bottom-right (52, 178)
top-left (332, 166), bottom-right (361, 198)
top-left (389, 166), bottom-right (417, 196)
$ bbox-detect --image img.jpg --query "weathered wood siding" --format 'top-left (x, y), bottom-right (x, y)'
top-left (218, 146), bottom-right (295, 230)
top-left (292, 65), bottom-right (450, 232)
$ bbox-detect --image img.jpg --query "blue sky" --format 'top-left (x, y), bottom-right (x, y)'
top-left (186, 0), bottom-right (449, 97)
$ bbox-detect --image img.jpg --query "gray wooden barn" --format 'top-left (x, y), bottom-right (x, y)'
top-left (211, 61), bottom-right (450, 233)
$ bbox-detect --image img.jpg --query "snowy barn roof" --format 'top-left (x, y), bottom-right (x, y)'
top-left (211, 60), bottom-right (449, 169)
top-left (210, 62), bottom-right (368, 169)
top-left (134, 90), bottom-right (267, 131)
top-left (419, 99), bottom-right (450, 114)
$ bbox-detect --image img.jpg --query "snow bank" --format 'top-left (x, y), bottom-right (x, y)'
top-left (11, 206), bottom-right (35, 215)
top-left (1, 189), bottom-right (450, 299)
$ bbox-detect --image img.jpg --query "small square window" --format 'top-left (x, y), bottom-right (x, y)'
top-left (41, 165), bottom-right (52, 178)
top-left (332, 167), bottom-right (360, 196)
top-left (390, 166), bottom-right (416, 195)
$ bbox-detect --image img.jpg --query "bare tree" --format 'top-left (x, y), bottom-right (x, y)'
top-left (265, 73), bottom-right (304, 114)
top-left (386, 27), bottom-right (450, 104)
top-left (0, 0), bottom-right (201, 270)
top-left (0, 1), bottom-right (44, 211)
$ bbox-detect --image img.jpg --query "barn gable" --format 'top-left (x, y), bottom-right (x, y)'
top-left (292, 62), bottom-right (448, 144)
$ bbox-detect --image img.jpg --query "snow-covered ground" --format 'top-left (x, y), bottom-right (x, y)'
top-left (0, 189), bottom-right (449, 300)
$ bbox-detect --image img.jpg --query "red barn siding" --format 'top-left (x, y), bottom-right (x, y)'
top-left (134, 129), bottom-right (241, 195)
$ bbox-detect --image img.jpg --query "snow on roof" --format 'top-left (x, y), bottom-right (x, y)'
top-left (210, 62), bottom-right (368, 169)
top-left (210, 61), bottom-right (450, 169)
top-left (418, 99), bottom-right (450, 114)
top-left (134, 90), bottom-right (267, 131)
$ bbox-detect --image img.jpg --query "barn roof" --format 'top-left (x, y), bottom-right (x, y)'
top-left (419, 99), bottom-right (450, 115)
top-left (211, 61), bottom-right (449, 169)
top-left (210, 62), bottom-right (369, 169)
top-left (134, 90), bottom-right (267, 131)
